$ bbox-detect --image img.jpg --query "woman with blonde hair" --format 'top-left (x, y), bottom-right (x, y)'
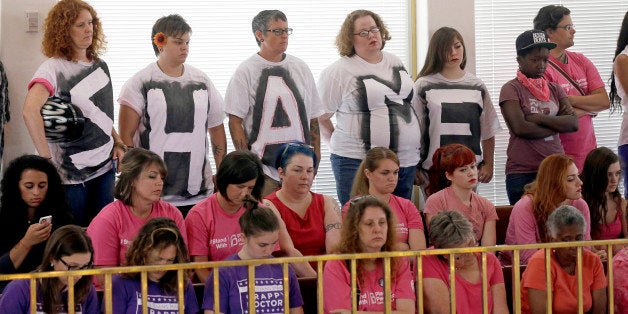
top-left (503, 153), bottom-right (591, 264)
top-left (347, 147), bottom-right (426, 251)
top-left (324, 196), bottom-right (415, 313)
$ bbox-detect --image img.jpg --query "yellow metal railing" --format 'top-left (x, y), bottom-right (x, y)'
top-left (1, 239), bottom-right (625, 314)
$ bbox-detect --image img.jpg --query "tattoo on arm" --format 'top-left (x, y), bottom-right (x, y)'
top-left (325, 222), bottom-right (342, 233)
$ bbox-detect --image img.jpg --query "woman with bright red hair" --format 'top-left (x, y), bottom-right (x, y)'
top-left (503, 153), bottom-right (592, 265)
top-left (423, 143), bottom-right (498, 246)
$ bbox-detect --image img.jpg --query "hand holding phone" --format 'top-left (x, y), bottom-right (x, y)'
top-left (39, 215), bottom-right (52, 224)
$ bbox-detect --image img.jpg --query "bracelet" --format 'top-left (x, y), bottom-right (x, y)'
top-left (17, 240), bottom-right (29, 249)
top-left (113, 142), bottom-right (129, 152)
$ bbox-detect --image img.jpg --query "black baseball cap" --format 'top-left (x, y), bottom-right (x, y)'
top-left (516, 29), bottom-right (557, 53)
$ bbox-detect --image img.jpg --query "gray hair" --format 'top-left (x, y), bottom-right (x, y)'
top-left (251, 10), bottom-right (287, 46)
top-left (546, 205), bottom-right (586, 239)
top-left (428, 211), bottom-right (474, 248)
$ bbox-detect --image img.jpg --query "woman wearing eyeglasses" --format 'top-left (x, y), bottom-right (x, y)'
top-left (318, 9), bottom-right (420, 206)
top-left (345, 147), bottom-right (426, 252)
top-left (0, 225), bottom-right (98, 314)
top-left (534, 5), bottom-right (610, 172)
top-left (263, 142), bottom-right (342, 269)
top-left (225, 10), bottom-right (323, 197)
top-left (110, 218), bottom-right (198, 314)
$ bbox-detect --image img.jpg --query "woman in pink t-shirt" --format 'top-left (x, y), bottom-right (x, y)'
top-left (424, 144), bottom-right (497, 246)
top-left (324, 196), bottom-right (415, 313)
top-left (581, 147), bottom-right (628, 254)
top-left (87, 148), bottom-right (187, 271)
top-left (185, 150), bottom-right (265, 282)
top-left (422, 211), bottom-right (508, 314)
top-left (503, 154), bottom-right (594, 265)
top-left (345, 147), bottom-right (426, 251)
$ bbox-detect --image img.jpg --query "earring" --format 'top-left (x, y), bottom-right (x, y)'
top-left (50, 262), bottom-right (54, 268)
top-left (260, 39), bottom-right (264, 42)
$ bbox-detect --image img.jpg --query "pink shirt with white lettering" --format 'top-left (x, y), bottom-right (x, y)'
top-left (185, 193), bottom-right (245, 261)
top-left (87, 199), bottom-right (187, 266)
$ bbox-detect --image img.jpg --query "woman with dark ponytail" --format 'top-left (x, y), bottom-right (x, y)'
top-left (202, 196), bottom-right (304, 314)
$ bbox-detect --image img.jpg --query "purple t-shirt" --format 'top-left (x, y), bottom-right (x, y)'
top-left (202, 253), bottom-right (303, 314)
top-left (499, 78), bottom-right (568, 174)
top-left (0, 279), bottom-right (99, 314)
top-left (109, 274), bottom-right (199, 314)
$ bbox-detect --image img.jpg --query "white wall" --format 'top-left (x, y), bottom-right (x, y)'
top-left (0, 0), bottom-right (53, 167)
top-left (0, 0), bottom-right (474, 167)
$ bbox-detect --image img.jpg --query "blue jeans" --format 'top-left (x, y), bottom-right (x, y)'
top-left (65, 167), bottom-right (115, 226)
top-left (330, 153), bottom-right (416, 205)
top-left (619, 144), bottom-right (628, 198)
top-left (330, 154), bottom-right (362, 206)
top-left (505, 172), bottom-right (537, 205)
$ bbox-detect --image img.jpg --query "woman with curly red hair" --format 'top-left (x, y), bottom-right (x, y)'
top-left (22, 0), bottom-right (124, 226)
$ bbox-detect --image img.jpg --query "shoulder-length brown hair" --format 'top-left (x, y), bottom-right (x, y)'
top-left (335, 9), bottom-right (391, 57)
top-left (115, 148), bottom-right (167, 205)
top-left (42, 0), bottom-right (106, 61)
top-left (39, 225), bottom-right (94, 314)
top-left (336, 195), bottom-right (398, 281)
top-left (525, 154), bottom-right (575, 241)
top-left (419, 27), bottom-right (467, 77)
top-left (123, 218), bottom-right (189, 294)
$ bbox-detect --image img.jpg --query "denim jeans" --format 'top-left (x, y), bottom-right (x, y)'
top-left (330, 153), bottom-right (362, 205)
top-left (330, 153), bottom-right (417, 205)
top-left (619, 144), bottom-right (628, 198)
top-left (505, 172), bottom-right (537, 205)
top-left (65, 167), bottom-right (115, 226)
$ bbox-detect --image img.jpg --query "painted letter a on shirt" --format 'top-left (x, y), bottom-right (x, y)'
top-left (249, 66), bottom-right (310, 168)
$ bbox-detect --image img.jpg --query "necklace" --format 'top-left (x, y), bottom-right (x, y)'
top-left (156, 61), bottom-right (184, 77)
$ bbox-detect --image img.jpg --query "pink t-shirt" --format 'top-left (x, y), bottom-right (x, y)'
top-left (342, 195), bottom-right (423, 245)
top-left (613, 248), bottom-right (628, 312)
top-left (422, 252), bottom-right (504, 314)
top-left (544, 51), bottom-right (606, 171)
top-left (87, 199), bottom-right (187, 266)
top-left (502, 195), bottom-right (591, 265)
top-left (521, 249), bottom-right (606, 314)
top-left (424, 187), bottom-right (498, 243)
top-left (185, 193), bottom-right (245, 261)
top-left (323, 257), bottom-right (415, 313)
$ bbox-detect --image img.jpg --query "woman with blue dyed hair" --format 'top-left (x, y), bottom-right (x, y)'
top-left (263, 142), bottom-right (342, 272)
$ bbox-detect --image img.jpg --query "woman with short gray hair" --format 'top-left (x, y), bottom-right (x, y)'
top-left (521, 205), bottom-right (607, 313)
top-left (225, 10), bottom-right (322, 198)
top-left (422, 211), bottom-right (508, 313)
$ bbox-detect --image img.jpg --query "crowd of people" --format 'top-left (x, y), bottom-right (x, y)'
top-left (1, 0), bottom-right (628, 313)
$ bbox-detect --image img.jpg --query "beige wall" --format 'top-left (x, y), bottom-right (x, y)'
top-left (0, 0), bottom-right (53, 167)
top-left (423, 0), bottom-right (476, 74)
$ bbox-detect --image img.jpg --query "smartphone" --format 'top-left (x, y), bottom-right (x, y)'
top-left (39, 215), bottom-right (52, 224)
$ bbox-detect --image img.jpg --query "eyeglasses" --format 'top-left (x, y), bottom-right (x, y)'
top-left (556, 24), bottom-right (575, 31)
top-left (266, 28), bottom-right (293, 36)
top-left (353, 27), bottom-right (380, 37)
top-left (59, 258), bottom-right (93, 271)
